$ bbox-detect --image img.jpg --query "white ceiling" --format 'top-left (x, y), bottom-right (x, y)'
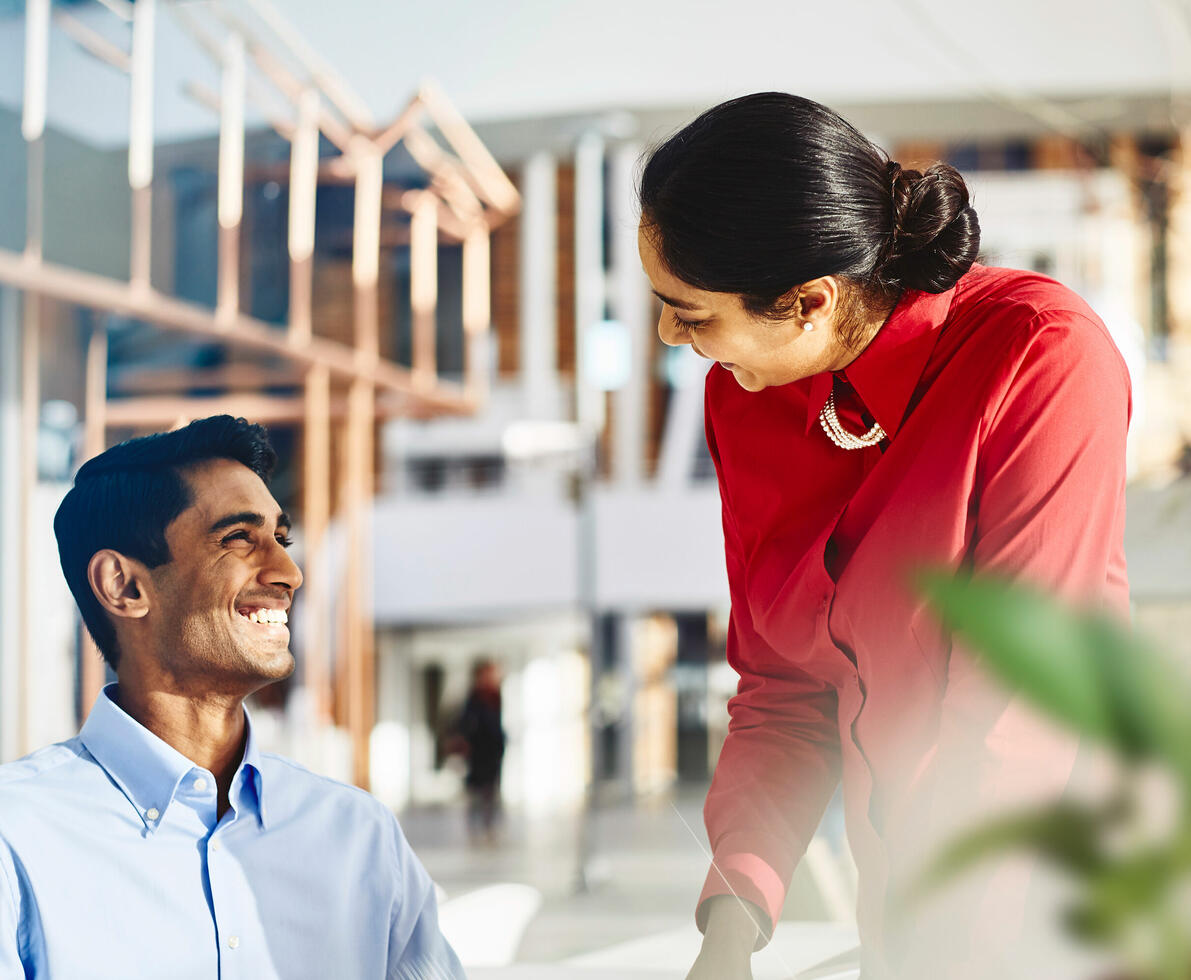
top-left (2, 0), bottom-right (1190, 148)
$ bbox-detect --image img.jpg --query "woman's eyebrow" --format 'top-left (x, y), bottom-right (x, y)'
top-left (651, 289), bottom-right (703, 312)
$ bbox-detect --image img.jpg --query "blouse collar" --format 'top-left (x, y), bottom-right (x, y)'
top-left (804, 280), bottom-right (960, 438)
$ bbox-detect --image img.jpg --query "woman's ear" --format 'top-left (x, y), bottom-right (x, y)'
top-left (87, 550), bottom-right (151, 620)
top-left (797, 276), bottom-right (842, 321)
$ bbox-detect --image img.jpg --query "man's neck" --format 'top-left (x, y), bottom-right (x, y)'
top-left (113, 680), bottom-right (248, 818)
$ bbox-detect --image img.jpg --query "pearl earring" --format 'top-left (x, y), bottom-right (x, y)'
top-left (802, 321), bottom-right (814, 332)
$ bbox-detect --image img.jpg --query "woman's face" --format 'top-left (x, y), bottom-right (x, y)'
top-left (638, 225), bottom-right (855, 391)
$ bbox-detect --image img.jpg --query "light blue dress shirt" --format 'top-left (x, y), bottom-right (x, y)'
top-left (0, 685), bottom-right (464, 979)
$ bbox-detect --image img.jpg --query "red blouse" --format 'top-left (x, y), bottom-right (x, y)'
top-left (698, 265), bottom-right (1130, 976)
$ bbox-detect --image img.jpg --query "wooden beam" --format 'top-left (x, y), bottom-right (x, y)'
top-left (100, 389), bottom-right (452, 427)
top-left (53, 9), bottom-right (131, 73)
top-left (418, 80), bottom-right (520, 216)
top-left (241, 0), bottom-right (376, 133)
top-left (0, 250), bottom-right (476, 412)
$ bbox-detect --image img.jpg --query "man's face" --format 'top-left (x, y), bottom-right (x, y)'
top-left (136, 458), bottom-right (303, 693)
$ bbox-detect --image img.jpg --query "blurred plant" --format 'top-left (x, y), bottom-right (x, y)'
top-left (916, 572), bottom-right (1191, 980)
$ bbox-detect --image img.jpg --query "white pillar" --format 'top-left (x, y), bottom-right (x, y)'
top-left (657, 350), bottom-right (710, 488)
top-left (609, 142), bottom-right (649, 486)
top-left (0, 288), bottom-right (22, 762)
top-left (573, 133), bottom-right (606, 434)
top-left (518, 152), bottom-right (558, 420)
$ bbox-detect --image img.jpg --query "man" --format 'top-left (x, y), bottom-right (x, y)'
top-left (0, 415), bottom-right (464, 979)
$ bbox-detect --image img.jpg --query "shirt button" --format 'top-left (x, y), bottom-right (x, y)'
top-left (210, 840), bottom-right (221, 852)
top-left (193, 778), bottom-right (208, 792)
top-left (146, 807), bottom-right (160, 821)
top-left (227, 936), bottom-right (240, 950)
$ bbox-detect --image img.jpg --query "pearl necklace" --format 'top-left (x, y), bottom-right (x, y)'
top-left (818, 391), bottom-right (887, 450)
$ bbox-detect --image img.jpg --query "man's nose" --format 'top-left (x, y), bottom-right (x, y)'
top-left (263, 540), bottom-right (303, 592)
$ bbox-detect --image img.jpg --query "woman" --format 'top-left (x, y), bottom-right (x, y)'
top-left (636, 94), bottom-right (1130, 979)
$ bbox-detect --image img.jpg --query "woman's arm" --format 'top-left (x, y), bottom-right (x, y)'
top-left (695, 395), bottom-right (844, 951)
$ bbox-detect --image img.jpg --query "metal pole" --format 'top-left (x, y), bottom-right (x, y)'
top-left (573, 132), bottom-right (606, 892)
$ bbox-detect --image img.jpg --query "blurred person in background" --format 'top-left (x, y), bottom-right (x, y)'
top-left (0, 416), bottom-right (463, 979)
top-left (449, 658), bottom-right (507, 843)
top-left (637, 93), bottom-right (1129, 980)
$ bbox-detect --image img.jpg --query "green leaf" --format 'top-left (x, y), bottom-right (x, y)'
top-left (909, 799), bottom-right (1119, 902)
top-left (1083, 616), bottom-right (1191, 782)
top-left (917, 569), bottom-right (1191, 782)
top-left (917, 571), bottom-right (1116, 745)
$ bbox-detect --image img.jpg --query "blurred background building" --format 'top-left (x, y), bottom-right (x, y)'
top-left (2, 1), bottom-right (1191, 975)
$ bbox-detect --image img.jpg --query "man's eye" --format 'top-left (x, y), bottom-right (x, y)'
top-left (276, 535), bottom-right (294, 548)
top-left (221, 530), bottom-right (251, 545)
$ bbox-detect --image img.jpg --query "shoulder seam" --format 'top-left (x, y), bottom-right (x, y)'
top-left (0, 742), bottom-right (88, 789)
top-left (259, 752), bottom-right (388, 807)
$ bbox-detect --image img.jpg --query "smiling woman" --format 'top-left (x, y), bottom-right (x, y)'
top-left (638, 93), bottom-right (1132, 980)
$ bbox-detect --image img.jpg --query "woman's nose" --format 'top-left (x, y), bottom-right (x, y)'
top-left (657, 313), bottom-right (691, 348)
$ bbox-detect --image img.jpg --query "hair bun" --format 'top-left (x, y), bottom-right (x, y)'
top-left (879, 162), bottom-right (980, 293)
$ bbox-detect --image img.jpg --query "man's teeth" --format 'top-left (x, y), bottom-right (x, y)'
top-left (246, 609), bottom-right (288, 625)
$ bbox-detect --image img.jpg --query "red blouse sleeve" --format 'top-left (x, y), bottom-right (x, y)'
top-left (969, 310), bottom-right (1130, 605)
top-left (939, 310), bottom-right (1131, 756)
top-left (906, 312), bottom-right (1132, 970)
top-left (696, 393), bottom-right (843, 943)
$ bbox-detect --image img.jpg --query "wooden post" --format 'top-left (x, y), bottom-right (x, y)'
top-left (346, 139), bottom-right (382, 789)
top-left (128, 0), bottom-right (155, 290)
top-left (217, 31), bottom-right (245, 325)
top-left (80, 320), bottom-right (109, 717)
top-left (17, 296), bottom-right (39, 756)
top-left (462, 223), bottom-right (490, 404)
top-left (410, 191), bottom-right (438, 391)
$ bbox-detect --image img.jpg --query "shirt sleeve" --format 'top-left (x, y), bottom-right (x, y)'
top-left (0, 841), bottom-right (29, 978)
top-left (940, 311), bottom-right (1131, 764)
top-left (385, 814), bottom-right (465, 980)
top-left (697, 392), bottom-right (843, 945)
top-left (908, 312), bottom-right (1131, 973)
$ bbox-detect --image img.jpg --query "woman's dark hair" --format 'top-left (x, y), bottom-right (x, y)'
top-left (638, 92), bottom-right (980, 347)
top-left (53, 415), bottom-right (277, 669)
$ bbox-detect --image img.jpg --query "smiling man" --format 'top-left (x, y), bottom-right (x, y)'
top-left (0, 416), bottom-right (463, 979)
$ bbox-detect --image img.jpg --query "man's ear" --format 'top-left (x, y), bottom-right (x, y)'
top-left (87, 550), bottom-right (152, 620)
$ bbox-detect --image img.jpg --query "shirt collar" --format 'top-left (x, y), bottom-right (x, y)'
top-left (79, 684), bottom-right (268, 831)
top-left (804, 284), bottom-right (958, 438)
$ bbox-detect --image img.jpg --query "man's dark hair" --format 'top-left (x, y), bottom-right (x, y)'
top-left (53, 415), bottom-right (277, 669)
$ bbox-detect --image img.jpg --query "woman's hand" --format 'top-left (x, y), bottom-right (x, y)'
top-left (685, 896), bottom-right (761, 980)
